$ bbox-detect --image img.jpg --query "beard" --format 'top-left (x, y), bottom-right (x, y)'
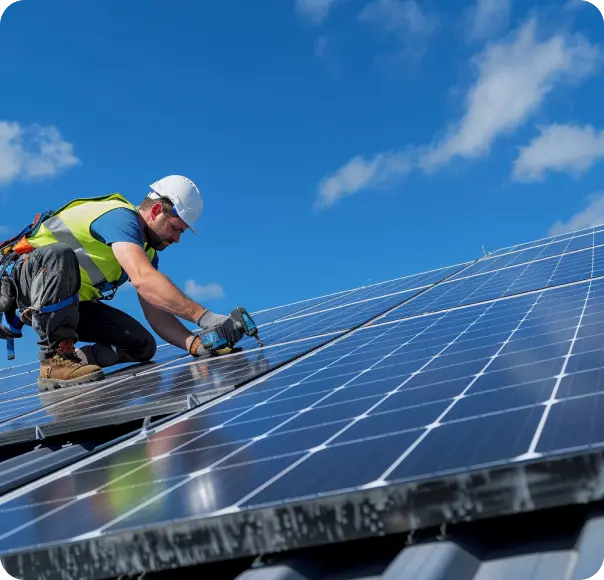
top-left (145, 225), bottom-right (171, 251)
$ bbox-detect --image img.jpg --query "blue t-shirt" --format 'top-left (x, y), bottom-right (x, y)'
top-left (90, 207), bottom-right (159, 291)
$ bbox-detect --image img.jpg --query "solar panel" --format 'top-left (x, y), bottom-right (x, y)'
top-left (0, 335), bottom-right (331, 447)
top-left (483, 226), bottom-right (604, 258)
top-left (251, 289), bottom-right (354, 325)
top-left (3, 225), bottom-right (604, 579)
top-left (448, 231), bottom-right (599, 279)
top-left (0, 264), bottom-right (468, 447)
top-left (0, 343), bottom-right (190, 441)
top-left (378, 242), bottom-right (598, 323)
top-left (253, 263), bottom-right (466, 327)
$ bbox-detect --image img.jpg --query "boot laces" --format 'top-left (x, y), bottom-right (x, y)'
top-left (55, 340), bottom-right (83, 364)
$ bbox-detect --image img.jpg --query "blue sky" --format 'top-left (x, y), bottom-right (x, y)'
top-left (0, 0), bottom-right (603, 363)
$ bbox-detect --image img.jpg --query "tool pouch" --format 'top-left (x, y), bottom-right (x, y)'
top-left (0, 277), bottom-right (16, 314)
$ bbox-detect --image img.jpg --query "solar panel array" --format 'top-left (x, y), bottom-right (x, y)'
top-left (2, 225), bottom-right (604, 580)
top-left (0, 263), bottom-right (467, 447)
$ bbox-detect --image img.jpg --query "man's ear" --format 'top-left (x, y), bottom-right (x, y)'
top-left (150, 202), bottom-right (164, 221)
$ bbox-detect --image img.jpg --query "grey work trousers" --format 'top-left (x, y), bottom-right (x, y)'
top-left (13, 243), bottom-right (157, 365)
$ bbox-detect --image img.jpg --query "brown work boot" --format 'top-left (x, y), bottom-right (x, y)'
top-left (38, 339), bottom-right (105, 392)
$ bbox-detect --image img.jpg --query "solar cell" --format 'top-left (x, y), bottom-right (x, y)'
top-left (275, 263), bottom-right (466, 318)
top-left (0, 361), bottom-right (38, 379)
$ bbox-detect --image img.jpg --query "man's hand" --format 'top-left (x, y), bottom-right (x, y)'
top-left (187, 335), bottom-right (204, 357)
top-left (196, 310), bottom-right (245, 344)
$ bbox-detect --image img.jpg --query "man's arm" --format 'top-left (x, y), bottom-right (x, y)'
top-left (112, 241), bottom-right (206, 323)
top-left (138, 293), bottom-right (197, 352)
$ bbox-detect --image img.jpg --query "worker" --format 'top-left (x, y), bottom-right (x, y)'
top-left (0, 175), bottom-right (245, 391)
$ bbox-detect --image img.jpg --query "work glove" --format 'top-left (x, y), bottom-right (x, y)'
top-left (196, 310), bottom-right (245, 345)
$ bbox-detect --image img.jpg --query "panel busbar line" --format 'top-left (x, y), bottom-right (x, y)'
top-left (5, 274), bottom-right (604, 578)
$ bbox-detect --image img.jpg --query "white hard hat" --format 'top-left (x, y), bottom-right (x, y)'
top-left (148, 175), bottom-right (203, 234)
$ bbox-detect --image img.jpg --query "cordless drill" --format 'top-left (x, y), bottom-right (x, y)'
top-left (200, 306), bottom-right (264, 356)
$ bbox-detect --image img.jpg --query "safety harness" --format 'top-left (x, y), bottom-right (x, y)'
top-left (0, 210), bottom-right (78, 361)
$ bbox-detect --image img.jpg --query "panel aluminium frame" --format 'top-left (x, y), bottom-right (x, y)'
top-left (4, 276), bottom-right (604, 579)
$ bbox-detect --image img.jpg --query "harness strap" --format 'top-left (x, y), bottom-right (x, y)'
top-left (39, 294), bottom-right (79, 314)
top-left (1, 312), bottom-right (23, 361)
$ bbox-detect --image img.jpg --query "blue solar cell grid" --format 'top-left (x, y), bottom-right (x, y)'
top-left (3, 223), bottom-right (604, 570)
top-left (485, 227), bottom-right (604, 258)
top-left (0, 335), bottom-right (330, 444)
top-left (252, 264), bottom-right (466, 327)
top-left (1, 277), bottom-right (600, 554)
top-left (378, 244), bottom-right (597, 324)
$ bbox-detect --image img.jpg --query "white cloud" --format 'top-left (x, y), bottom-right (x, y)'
top-left (467, 0), bottom-right (511, 41)
top-left (513, 123), bottom-right (604, 182)
top-left (419, 18), bottom-right (600, 171)
top-left (359, 0), bottom-right (437, 38)
top-left (359, 0), bottom-right (437, 64)
top-left (295, 0), bottom-right (342, 24)
top-left (549, 192), bottom-right (604, 235)
top-left (314, 17), bottom-right (600, 207)
top-left (185, 280), bottom-right (225, 300)
top-left (468, 0), bottom-right (511, 40)
top-left (315, 151), bottom-right (413, 208)
top-left (0, 121), bottom-right (80, 185)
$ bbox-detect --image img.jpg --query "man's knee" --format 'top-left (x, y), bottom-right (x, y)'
top-left (121, 331), bottom-right (156, 363)
top-left (137, 334), bottom-right (157, 362)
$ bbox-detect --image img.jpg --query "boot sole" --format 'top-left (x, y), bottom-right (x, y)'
top-left (38, 369), bottom-right (105, 392)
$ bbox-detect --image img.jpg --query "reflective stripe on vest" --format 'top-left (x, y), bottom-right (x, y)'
top-left (25, 193), bottom-right (157, 302)
top-left (43, 215), bottom-right (108, 288)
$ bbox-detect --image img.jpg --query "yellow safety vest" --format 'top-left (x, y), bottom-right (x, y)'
top-left (26, 194), bottom-right (156, 302)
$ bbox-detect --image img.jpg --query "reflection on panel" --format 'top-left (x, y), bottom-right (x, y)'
top-left (0, 335), bottom-right (329, 446)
